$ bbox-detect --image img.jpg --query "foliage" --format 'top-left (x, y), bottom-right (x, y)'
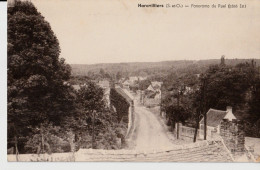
top-left (8, 0), bottom-right (129, 153)
top-left (8, 0), bottom-right (75, 153)
top-left (25, 122), bottom-right (71, 154)
top-left (202, 64), bottom-right (250, 111)
top-left (161, 72), bottom-right (197, 128)
top-left (76, 82), bottom-right (127, 149)
top-left (165, 105), bottom-right (191, 125)
top-left (138, 79), bottom-right (151, 91)
top-left (196, 61), bottom-right (260, 137)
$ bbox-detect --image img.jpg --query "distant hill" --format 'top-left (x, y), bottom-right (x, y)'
top-left (70, 59), bottom-right (260, 77)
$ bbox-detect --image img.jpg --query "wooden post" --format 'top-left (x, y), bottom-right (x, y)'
top-left (177, 123), bottom-right (180, 139)
top-left (160, 87), bottom-right (163, 117)
top-left (14, 136), bottom-right (19, 161)
top-left (204, 111), bottom-right (207, 140)
top-left (41, 124), bottom-right (45, 154)
top-left (176, 91), bottom-right (180, 139)
top-left (202, 78), bottom-right (207, 140)
top-left (91, 111), bottom-right (96, 149)
top-left (193, 111), bottom-right (200, 142)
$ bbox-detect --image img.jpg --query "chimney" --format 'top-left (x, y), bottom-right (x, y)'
top-left (225, 106), bottom-right (236, 121)
top-left (226, 106), bottom-right (232, 113)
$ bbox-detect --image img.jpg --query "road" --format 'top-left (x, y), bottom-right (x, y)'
top-left (130, 104), bottom-right (174, 152)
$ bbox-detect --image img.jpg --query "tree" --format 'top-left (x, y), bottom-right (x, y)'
top-left (116, 71), bottom-right (122, 81)
top-left (76, 81), bottom-right (105, 148)
top-left (139, 79), bottom-right (151, 91)
top-left (220, 55), bottom-right (225, 66)
top-left (165, 105), bottom-right (191, 139)
top-left (76, 82), bottom-right (127, 149)
top-left (8, 0), bottom-right (74, 153)
top-left (209, 65), bottom-right (249, 106)
top-left (247, 64), bottom-right (260, 137)
top-left (197, 60), bottom-right (257, 137)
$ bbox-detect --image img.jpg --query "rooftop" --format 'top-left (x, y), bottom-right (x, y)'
top-left (200, 109), bottom-right (229, 127)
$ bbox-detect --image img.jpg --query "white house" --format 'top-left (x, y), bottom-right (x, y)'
top-left (199, 106), bottom-right (236, 137)
top-left (122, 80), bottom-right (131, 89)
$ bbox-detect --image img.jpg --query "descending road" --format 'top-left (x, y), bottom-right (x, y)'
top-left (130, 104), bottom-right (174, 151)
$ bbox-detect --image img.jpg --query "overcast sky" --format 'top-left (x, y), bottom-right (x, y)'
top-left (31, 0), bottom-right (260, 64)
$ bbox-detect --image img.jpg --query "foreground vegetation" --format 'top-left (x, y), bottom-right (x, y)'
top-left (8, 1), bottom-right (126, 154)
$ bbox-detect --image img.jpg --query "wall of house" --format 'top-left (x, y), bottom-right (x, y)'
top-left (199, 124), bottom-right (217, 139)
top-left (220, 119), bottom-right (245, 157)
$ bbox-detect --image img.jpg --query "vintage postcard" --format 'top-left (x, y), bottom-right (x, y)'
top-left (6, 0), bottom-right (260, 162)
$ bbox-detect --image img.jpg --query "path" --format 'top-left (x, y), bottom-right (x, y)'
top-left (129, 101), bottom-right (174, 151)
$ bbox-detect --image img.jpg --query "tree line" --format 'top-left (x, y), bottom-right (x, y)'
top-left (161, 57), bottom-right (260, 139)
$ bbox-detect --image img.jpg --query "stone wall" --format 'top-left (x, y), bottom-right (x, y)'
top-left (220, 119), bottom-right (245, 157)
top-left (176, 124), bottom-right (221, 141)
top-left (125, 102), bottom-right (135, 139)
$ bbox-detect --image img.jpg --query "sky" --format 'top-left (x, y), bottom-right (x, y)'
top-left (31, 0), bottom-right (260, 64)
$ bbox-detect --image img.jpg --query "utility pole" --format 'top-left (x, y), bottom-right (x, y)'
top-left (176, 91), bottom-right (180, 139)
top-left (176, 84), bottom-right (183, 140)
top-left (91, 110), bottom-right (96, 149)
top-left (202, 77), bottom-right (207, 140)
top-left (14, 136), bottom-right (19, 161)
top-left (160, 86), bottom-right (163, 117)
top-left (40, 124), bottom-right (45, 154)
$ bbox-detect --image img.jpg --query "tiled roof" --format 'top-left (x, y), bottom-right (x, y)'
top-left (200, 109), bottom-right (228, 127)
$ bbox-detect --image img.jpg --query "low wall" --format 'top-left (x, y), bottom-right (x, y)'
top-left (176, 124), bottom-right (221, 141)
top-left (125, 104), bottom-right (135, 139)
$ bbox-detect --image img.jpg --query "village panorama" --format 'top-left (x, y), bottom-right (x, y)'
top-left (7, 0), bottom-right (260, 162)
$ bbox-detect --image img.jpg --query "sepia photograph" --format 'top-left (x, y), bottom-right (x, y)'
top-left (5, 0), bottom-right (260, 163)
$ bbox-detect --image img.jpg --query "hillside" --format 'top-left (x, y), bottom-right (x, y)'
top-left (70, 59), bottom-right (260, 77)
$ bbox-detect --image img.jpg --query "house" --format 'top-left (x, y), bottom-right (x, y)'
top-left (72, 85), bottom-right (81, 91)
top-left (129, 77), bottom-right (139, 84)
top-left (138, 76), bottom-right (147, 81)
top-left (72, 83), bottom-right (87, 91)
top-left (147, 84), bottom-right (156, 92)
top-left (195, 74), bottom-right (200, 78)
top-left (151, 81), bottom-right (163, 89)
top-left (200, 106), bottom-right (236, 135)
top-left (147, 81), bottom-right (163, 92)
top-left (144, 81), bottom-right (163, 101)
top-left (122, 80), bottom-right (131, 89)
top-left (183, 86), bottom-right (193, 95)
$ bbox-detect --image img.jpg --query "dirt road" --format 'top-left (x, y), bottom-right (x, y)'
top-left (131, 105), bottom-right (174, 152)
